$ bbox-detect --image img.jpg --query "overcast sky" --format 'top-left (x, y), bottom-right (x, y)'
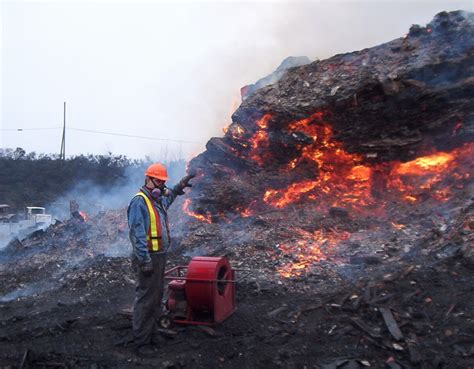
top-left (1, 0), bottom-right (473, 160)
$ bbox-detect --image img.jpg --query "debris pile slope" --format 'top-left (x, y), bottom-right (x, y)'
top-left (172, 11), bottom-right (474, 278)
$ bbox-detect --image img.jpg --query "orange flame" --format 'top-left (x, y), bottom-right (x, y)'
top-left (225, 124), bottom-right (246, 138)
top-left (183, 198), bottom-right (212, 224)
top-left (391, 222), bottom-right (405, 230)
top-left (215, 110), bottom-right (472, 278)
top-left (404, 195), bottom-right (418, 203)
top-left (277, 228), bottom-right (350, 278)
top-left (79, 211), bottom-right (89, 222)
top-left (387, 144), bottom-right (473, 202)
top-left (236, 200), bottom-right (258, 218)
top-left (393, 152), bottom-right (453, 174)
top-left (248, 114), bottom-right (272, 165)
top-left (261, 111), bottom-right (473, 212)
top-left (263, 112), bottom-right (376, 212)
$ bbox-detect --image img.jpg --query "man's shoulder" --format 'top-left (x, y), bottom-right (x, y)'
top-left (129, 192), bottom-right (147, 206)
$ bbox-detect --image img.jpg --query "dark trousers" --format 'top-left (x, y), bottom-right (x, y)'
top-left (132, 252), bottom-right (167, 347)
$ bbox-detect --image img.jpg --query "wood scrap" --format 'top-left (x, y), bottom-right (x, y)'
top-left (379, 307), bottom-right (404, 340)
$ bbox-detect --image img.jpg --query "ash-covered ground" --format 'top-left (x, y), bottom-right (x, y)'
top-left (0, 201), bottom-right (473, 368)
top-left (1, 10), bottom-right (474, 369)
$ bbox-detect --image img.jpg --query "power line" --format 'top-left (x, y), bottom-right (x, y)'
top-left (2, 125), bottom-right (203, 145)
top-left (67, 127), bottom-right (201, 144)
top-left (1, 127), bottom-right (62, 131)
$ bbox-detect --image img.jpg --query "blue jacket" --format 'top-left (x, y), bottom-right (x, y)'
top-left (127, 186), bottom-right (177, 263)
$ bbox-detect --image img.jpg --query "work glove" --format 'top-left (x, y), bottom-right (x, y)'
top-left (140, 261), bottom-right (154, 277)
top-left (173, 173), bottom-right (196, 195)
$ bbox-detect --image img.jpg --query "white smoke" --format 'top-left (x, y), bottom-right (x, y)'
top-left (3, 2), bottom-right (473, 159)
top-left (46, 160), bottom-right (186, 220)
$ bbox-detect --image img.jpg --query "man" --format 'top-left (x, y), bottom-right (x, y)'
top-left (127, 163), bottom-right (194, 356)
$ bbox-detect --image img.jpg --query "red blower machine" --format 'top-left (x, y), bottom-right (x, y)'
top-left (162, 256), bottom-right (243, 327)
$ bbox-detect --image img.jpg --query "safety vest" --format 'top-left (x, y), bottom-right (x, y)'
top-left (135, 191), bottom-right (163, 251)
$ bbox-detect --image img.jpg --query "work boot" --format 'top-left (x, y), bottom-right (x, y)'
top-left (136, 344), bottom-right (158, 357)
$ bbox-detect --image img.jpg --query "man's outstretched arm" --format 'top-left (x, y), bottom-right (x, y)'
top-left (162, 174), bottom-right (196, 210)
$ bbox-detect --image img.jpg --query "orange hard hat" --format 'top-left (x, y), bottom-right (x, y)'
top-left (145, 163), bottom-right (168, 181)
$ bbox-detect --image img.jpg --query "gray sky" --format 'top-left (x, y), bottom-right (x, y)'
top-left (1, 0), bottom-right (473, 160)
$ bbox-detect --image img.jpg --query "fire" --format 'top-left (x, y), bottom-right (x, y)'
top-left (224, 124), bottom-right (246, 141)
top-left (277, 228), bottom-right (350, 278)
top-left (387, 144), bottom-right (473, 202)
top-left (260, 111), bottom-right (473, 212)
top-left (240, 208), bottom-right (253, 217)
top-left (194, 111), bottom-right (473, 277)
top-left (79, 211), bottom-right (89, 222)
top-left (263, 112), bottom-right (376, 212)
top-left (183, 199), bottom-right (212, 224)
top-left (264, 180), bottom-right (319, 209)
top-left (237, 200), bottom-right (258, 218)
top-left (393, 152), bottom-right (453, 174)
top-left (391, 222), bottom-right (405, 230)
top-left (248, 114), bottom-right (272, 165)
top-left (232, 111), bottom-right (472, 277)
top-left (404, 195), bottom-right (418, 203)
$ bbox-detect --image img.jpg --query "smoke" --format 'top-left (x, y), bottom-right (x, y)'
top-left (0, 280), bottom-right (56, 303)
top-left (0, 221), bottom-right (51, 251)
top-left (0, 159), bottom-right (186, 251)
top-left (47, 160), bottom-right (186, 220)
top-left (2, 1), bottom-right (474, 299)
top-left (3, 1), bottom-right (473, 159)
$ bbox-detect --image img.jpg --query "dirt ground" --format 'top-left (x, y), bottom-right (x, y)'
top-left (1, 243), bottom-right (473, 369)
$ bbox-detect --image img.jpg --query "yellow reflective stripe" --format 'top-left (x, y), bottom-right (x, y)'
top-left (136, 192), bottom-right (160, 251)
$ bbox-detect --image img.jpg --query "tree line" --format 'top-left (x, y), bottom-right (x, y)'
top-left (0, 148), bottom-right (185, 210)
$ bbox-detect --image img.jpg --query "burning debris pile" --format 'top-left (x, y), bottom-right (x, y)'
top-left (174, 11), bottom-right (474, 278)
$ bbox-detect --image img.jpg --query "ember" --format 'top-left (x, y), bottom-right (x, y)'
top-left (248, 114), bottom-right (272, 165)
top-left (259, 112), bottom-right (382, 213)
top-left (184, 109), bottom-right (472, 278)
top-left (236, 200), bottom-right (257, 218)
top-left (262, 112), bottom-right (472, 214)
top-left (276, 228), bottom-right (351, 278)
top-left (79, 211), bottom-right (90, 222)
top-left (390, 222), bottom-right (406, 230)
top-left (387, 143), bottom-right (473, 203)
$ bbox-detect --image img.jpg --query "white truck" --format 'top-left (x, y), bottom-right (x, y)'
top-left (0, 206), bottom-right (53, 241)
top-left (0, 204), bottom-right (16, 223)
top-left (24, 207), bottom-right (53, 227)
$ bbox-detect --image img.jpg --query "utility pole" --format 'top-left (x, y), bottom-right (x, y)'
top-left (60, 102), bottom-right (66, 160)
